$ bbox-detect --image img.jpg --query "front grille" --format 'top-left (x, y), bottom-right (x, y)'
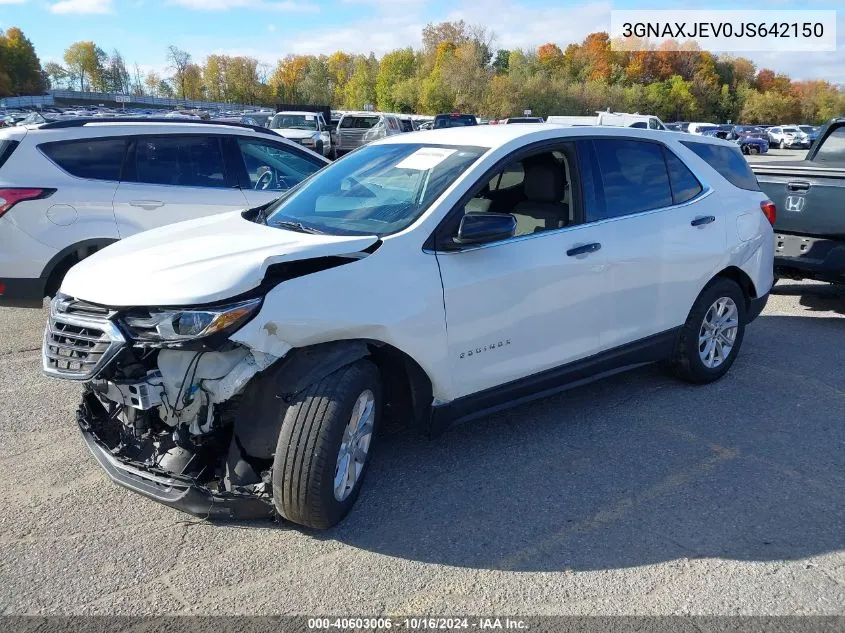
top-left (43, 296), bottom-right (125, 381)
top-left (337, 129), bottom-right (372, 150)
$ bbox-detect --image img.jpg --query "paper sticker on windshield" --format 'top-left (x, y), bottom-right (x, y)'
top-left (305, 114), bottom-right (315, 120)
top-left (396, 148), bottom-right (456, 171)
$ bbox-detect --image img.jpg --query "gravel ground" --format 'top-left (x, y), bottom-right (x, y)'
top-left (1, 281), bottom-right (843, 616)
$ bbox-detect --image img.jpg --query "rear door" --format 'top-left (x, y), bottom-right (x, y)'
top-left (230, 135), bottom-right (327, 208)
top-left (36, 136), bottom-right (127, 247)
top-left (577, 138), bottom-right (725, 349)
top-left (113, 134), bottom-right (248, 236)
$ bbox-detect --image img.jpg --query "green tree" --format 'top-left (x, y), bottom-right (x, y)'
top-left (343, 55), bottom-right (378, 109)
top-left (63, 41), bottom-right (106, 91)
top-left (375, 48), bottom-right (415, 111)
top-left (492, 49), bottom-right (510, 75)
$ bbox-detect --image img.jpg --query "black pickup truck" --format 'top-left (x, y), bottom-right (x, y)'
top-left (751, 118), bottom-right (845, 283)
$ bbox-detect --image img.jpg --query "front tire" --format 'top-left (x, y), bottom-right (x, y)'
top-left (667, 278), bottom-right (747, 384)
top-left (779, 140), bottom-right (786, 150)
top-left (272, 360), bottom-right (381, 529)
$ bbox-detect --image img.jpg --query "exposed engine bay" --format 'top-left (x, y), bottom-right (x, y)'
top-left (79, 344), bottom-right (280, 518)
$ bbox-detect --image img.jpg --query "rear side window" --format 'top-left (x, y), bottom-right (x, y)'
top-left (589, 139), bottom-right (673, 221)
top-left (663, 148), bottom-right (703, 204)
top-left (0, 140), bottom-right (19, 170)
top-left (40, 138), bottom-right (126, 181)
top-left (680, 141), bottom-right (760, 191)
top-left (133, 136), bottom-right (227, 188)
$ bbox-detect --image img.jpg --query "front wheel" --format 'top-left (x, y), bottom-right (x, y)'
top-left (272, 360), bottom-right (381, 529)
top-left (779, 140), bottom-right (786, 150)
top-left (667, 278), bottom-right (747, 384)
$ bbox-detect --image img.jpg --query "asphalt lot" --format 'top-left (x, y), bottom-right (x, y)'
top-left (0, 276), bottom-right (843, 616)
top-left (746, 147), bottom-right (808, 163)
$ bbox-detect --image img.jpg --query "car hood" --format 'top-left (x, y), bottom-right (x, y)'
top-left (61, 212), bottom-right (378, 307)
top-left (271, 128), bottom-right (317, 139)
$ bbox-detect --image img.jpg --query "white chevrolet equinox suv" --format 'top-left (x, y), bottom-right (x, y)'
top-left (43, 125), bottom-right (775, 529)
top-left (0, 118), bottom-right (328, 307)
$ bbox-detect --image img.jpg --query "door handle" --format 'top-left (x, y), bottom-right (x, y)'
top-left (128, 200), bottom-right (164, 209)
top-left (690, 215), bottom-right (715, 227)
top-left (787, 181), bottom-right (810, 192)
top-left (566, 242), bottom-right (601, 257)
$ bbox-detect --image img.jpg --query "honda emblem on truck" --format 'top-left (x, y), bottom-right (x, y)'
top-left (785, 195), bottom-right (806, 212)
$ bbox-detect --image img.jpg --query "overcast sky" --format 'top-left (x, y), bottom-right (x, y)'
top-left (0, 0), bottom-right (842, 84)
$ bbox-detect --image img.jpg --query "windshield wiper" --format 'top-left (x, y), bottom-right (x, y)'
top-left (274, 219), bottom-right (325, 234)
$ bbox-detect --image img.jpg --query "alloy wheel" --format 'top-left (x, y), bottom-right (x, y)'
top-left (698, 297), bottom-right (739, 369)
top-left (333, 389), bottom-right (375, 501)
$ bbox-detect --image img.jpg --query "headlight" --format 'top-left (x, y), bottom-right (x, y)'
top-left (122, 298), bottom-right (262, 345)
top-left (300, 137), bottom-right (316, 145)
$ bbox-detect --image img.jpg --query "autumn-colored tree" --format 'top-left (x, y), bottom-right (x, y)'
top-left (755, 69), bottom-right (776, 92)
top-left (270, 54), bottom-right (311, 103)
top-left (0, 28), bottom-right (46, 96)
top-left (537, 43), bottom-right (565, 73)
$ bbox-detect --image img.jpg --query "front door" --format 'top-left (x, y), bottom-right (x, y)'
top-left (434, 145), bottom-right (611, 400)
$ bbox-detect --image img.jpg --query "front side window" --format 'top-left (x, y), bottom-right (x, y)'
top-left (589, 139), bottom-right (673, 221)
top-left (813, 126), bottom-right (845, 164)
top-left (460, 148), bottom-right (573, 237)
top-left (236, 139), bottom-right (325, 191)
top-left (264, 143), bottom-right (485, 236)
top-left (270, 114), bottom-right (318, 131)
top-left (41, 138), bottom-right (126, 181)
top-left (680, 140), bottom-right (760, 191)
top-left (133, 136), bottom-right (227, 188)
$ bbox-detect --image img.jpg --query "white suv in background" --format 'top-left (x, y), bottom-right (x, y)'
top-left (44, 125), bottom-right (774, 529)
top-left (0, 118), bottom-right (328, 307)
top-left (268, 111), bottom-right (333, 157)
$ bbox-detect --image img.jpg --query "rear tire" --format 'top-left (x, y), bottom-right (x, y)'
top-left (272, 360), bottom-right (381, 529)
top-left (667, 278), bottom-right (747, 384)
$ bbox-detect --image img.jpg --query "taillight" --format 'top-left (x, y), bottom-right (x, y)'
top-left (0, 188), bottom-right (55, 218)
top-left (760, 200), bottom-right (776, 226)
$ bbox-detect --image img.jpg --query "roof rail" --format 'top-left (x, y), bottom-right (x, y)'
top-left (37, 117), bottom-right (279, 137)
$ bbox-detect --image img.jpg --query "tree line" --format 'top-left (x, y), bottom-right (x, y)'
top-left (3, 22), bottom-right (844, 124)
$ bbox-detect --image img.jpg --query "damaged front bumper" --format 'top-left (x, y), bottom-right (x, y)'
top-left (77, 392), bottom-right (274, 520)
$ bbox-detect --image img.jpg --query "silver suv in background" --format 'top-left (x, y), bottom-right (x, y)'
top-left (333, 112), bottom-right (403, 158)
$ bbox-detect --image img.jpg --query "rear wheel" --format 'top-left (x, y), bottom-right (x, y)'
top-left (272, 360), bottom-right (380, 529)
top-left (667, 278), bottom-right (747, 384)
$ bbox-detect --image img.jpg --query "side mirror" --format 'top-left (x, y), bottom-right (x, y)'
top-left (455, 212), bottom-right (516, 245)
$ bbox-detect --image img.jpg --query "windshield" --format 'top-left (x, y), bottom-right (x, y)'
top-left (697, 125), bottom-right (718, 133)
top-left (264, 143), bottom-right (486, 236)
top-left (814, 127), bottom-right (845, 164)
top-left (736, 126), bottom-right (762, 134)
top-left (434, 115), bottom-right (477, 128)
top-left (783, 127), bottom-right (801, 134)
top-left (340, 116), bottom-right (380, 129)
top-left (270, 114), bottom-right (318, 130)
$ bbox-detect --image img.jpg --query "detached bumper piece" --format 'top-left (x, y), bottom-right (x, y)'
top-left (77, 393), bottom-right (274, 520)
